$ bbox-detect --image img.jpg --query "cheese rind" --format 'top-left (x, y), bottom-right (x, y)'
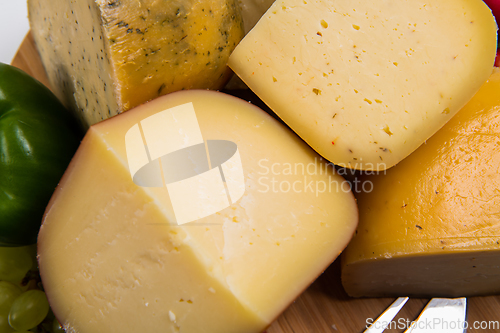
top-left (39, 90), bottom-right (358, 332)
top-left (28, 0), bottom-right (244, 128)
top-left (342, 69), bottom-right (500, 297)
top-left (228, 0), bottom-right (498, 170)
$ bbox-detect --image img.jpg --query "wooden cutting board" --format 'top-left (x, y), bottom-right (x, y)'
top-left (12, 32), bottom-right (500, 333)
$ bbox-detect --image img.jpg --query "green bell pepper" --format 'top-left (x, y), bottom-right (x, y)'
top-left (0, 63), bottom-right (81, 246)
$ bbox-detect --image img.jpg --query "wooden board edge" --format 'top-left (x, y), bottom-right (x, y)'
top-left (11, 31), bottom-right (51, 90)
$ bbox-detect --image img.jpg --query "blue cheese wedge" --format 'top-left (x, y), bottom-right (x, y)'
top-left (28, 0), bottom-right (244, 128)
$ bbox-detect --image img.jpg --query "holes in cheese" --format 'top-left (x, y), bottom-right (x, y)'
top-left (28, 0), bottom-right (244, 128)
top-left (342, 69), bottom-right (500, 298)
top-left (38, 90), bottom-right (358, 332)
top-left (228, 0), bottom-right (498, 170)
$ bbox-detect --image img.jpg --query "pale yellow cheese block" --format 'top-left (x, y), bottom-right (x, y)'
top-left (225, 0), bottom-right (277, 90)
top-left (228, 0), bottom-right (498, 170)
top-left (28, 0), bottom-right (244, 128)
top-left (342, 69), bottom-right (500, 298)
top-left (39, 90), bottom-right (358, 332)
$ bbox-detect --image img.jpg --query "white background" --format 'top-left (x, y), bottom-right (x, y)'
top-left (0, 1), bottom-right (30, 64)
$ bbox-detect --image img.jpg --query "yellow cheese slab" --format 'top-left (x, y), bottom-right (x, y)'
top-left (39, 90), bottom-right (358, 332)
top-left (342, 69), bottom-right (500, 298)
top-left (228, 0), bottom-right (498, 170)
top-left (28, 0), bottom-right (244, 128)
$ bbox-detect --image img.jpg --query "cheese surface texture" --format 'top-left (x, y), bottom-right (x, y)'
top-left (228, 0), bottom-right (498, 170)
top-left (28, 0), bottom-right (243, 128)
top-left (39, 90), bottom-right (358, 332)
top-left (342, 69), bottom-right (500, 298)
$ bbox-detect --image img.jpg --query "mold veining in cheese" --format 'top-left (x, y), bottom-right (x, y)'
top-left (229, 0), bottom-right (498, 170)
top-left (28, 0), bottom-right (244, 127)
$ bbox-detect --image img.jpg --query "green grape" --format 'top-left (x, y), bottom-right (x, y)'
top-left (0, 318), bottom-right (11, 333)
top-left (0, 247), bottom-right (33, 285)
top-left (0, 313), bottom-right (14, 333)
top-left (8, 290), bottom-right (49, 331)
top-left (0, 282), bottom-right (22, 314)
top-left (0, 316), bottom-right (12, 333)
top-left (52, 318), bottom-right (65, 333)
top-left (0, 281), bottom-right (20, 333)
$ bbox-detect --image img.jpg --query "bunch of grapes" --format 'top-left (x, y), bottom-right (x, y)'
top-left (0, 246), bottom-right (62, 333)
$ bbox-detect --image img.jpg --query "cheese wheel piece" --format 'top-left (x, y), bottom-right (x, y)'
top-left (228, 0), bottom-right (498, 170)
top-left (342, 69), bottom-right (500, 298)
top-left (39, 90), bottom-right (358, 332)
top-left (28, 0), bottom-right (244, 128)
